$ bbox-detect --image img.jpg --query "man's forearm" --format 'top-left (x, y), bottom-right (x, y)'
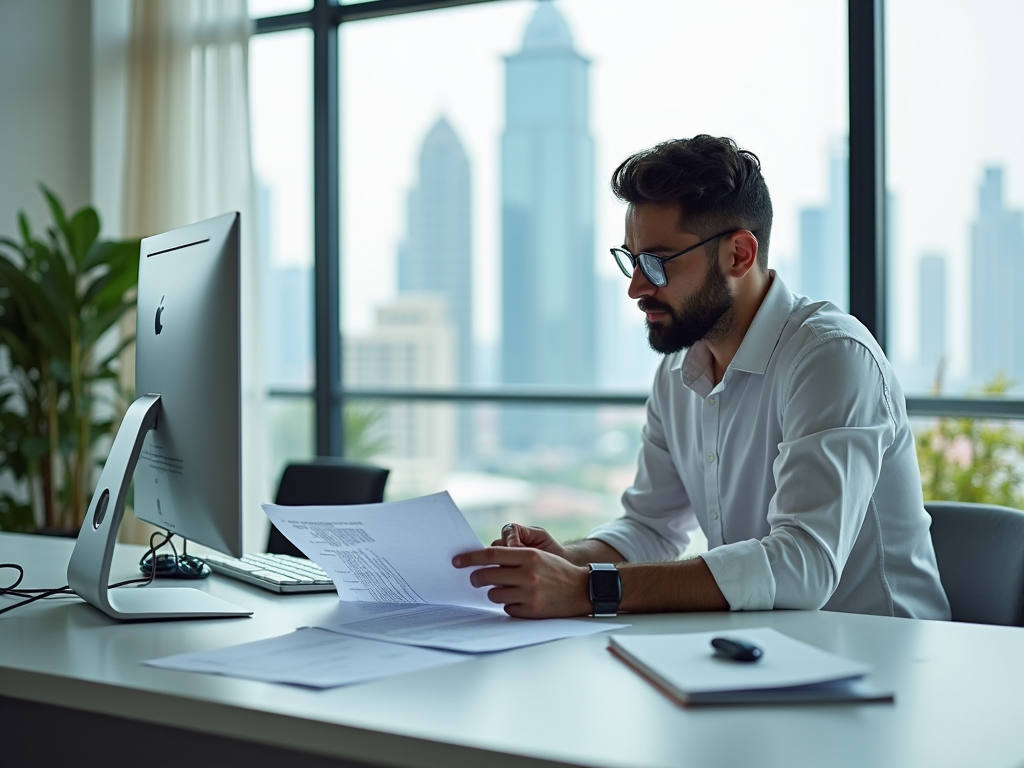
top-left (562, 538), bottom-right (626, 566)
top-left (618, 557), bottom-right (729, 613)
top-left (562, 541), bottom-right (730, 613)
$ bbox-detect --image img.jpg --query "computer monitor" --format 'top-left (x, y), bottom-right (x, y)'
top-left (66, 212), bottom-right (251, 621)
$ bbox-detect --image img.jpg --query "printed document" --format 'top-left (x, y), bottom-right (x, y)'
top-left (263, 492), bottom-right (629, 652)
top-left (145, 627), bottom-right (468, 688)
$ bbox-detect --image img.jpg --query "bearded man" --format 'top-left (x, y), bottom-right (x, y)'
top-left (454, 135), bottom-right (950, 622)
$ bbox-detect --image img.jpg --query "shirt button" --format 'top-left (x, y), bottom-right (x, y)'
top-left (711, 510), bottom-right (719, 520)
top-left (708, 397), bottom-right (716, 406)
top-left (707, 453), bottom-right (716, 463)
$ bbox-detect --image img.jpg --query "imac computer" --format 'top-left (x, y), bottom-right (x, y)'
top-left (66, 212), bottom-right (251, 621)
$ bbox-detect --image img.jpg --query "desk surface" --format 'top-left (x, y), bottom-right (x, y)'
top-left (2, 531), bottom-right (1023, 768)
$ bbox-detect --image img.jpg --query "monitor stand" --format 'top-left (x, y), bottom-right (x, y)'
top-left (67, 394), bottom-right (251, 621)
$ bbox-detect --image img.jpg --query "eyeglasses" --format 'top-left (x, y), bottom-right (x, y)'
top-left (610, 230), bottom-right (738, 288)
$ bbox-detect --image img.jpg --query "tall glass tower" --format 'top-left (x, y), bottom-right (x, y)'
top-left (399, 115), bottom-right (473, 386)
top-left (970, 167), bottom-right (1024, 386)
top-left (799, 144), bottom-right (848, 309)
top-left (398, 116), bottom-right (474, 459)
top-left (500, 0), bottom-right (595, 450)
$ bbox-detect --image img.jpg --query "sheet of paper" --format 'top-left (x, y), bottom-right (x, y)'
top-left (262, 492), bottom-right (493, 610)
top-left (319, 600), bottom-right (630, 653)
top-left (143, 627), bottom-right (469, 688)
top-left (264, 492), bottom-right (629, 653)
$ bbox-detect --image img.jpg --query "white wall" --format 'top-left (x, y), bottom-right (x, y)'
top-left (0, 0), bottom-right (93, 236)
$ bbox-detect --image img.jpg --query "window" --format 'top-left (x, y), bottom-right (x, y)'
top-left (333, 0), bottom-right (847, 528)
top-left (250, 0), bottom-right (1024, 534)
top-left (887, 0), bottom-right (1024, 399)
top-left (250, 28), bottom-right (316, 482)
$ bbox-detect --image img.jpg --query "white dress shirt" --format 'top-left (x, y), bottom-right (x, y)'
top-left (589, 273), bottom-right (950, 619)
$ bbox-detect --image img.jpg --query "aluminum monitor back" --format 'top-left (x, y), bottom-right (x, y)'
top-left (134, 212), bottom-right (242, 558)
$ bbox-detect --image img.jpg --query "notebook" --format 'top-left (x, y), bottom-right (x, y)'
top-left (608, 627), bottom-right (894, 706)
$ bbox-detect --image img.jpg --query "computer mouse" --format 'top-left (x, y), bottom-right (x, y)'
top-left (711, 636), bottom-right (763, 662)
top-left (140, 554), bottom-right (211, 580)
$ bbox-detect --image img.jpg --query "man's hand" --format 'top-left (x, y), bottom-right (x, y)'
top-left (492, 523), bottom-right (569, 559)
top-left (491, 523), bottom-right (625, 567)
top-left (452, 547), bottom-right (590, 619)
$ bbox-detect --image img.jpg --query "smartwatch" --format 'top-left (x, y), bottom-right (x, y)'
top-left (588, 563), bottom-right (622, 617)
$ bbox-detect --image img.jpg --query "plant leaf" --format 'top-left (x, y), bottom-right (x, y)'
top-left (67, 207), bottom-right (101, 267)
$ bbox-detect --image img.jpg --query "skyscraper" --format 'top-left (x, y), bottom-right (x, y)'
top-left (799, 144), bottom-right (848, 309)
top-left (345, 296), bottom-right (457, 497)
top-left (398, 116), bottom-right (473, 459)
top-left (398, 115), bottom-right (473, 386)
top-left (500, 0), bottom-right (595, 450)
top-left (257, 180), bottom-right (313, 388)
top-left (970, 167), bottom-right (1024, 386)
top-left (918, 252), bottom-right (947, 391)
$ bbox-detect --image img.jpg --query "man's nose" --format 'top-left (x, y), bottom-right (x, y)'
top-left (627, 266), bottom-right (655, 300)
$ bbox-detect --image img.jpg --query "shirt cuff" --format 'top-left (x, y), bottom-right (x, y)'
top-left (700, 540), bottom-right (776, 611)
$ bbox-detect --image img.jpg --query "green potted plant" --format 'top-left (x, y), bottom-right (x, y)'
top-left (0, 186), bottom-right (139, 533)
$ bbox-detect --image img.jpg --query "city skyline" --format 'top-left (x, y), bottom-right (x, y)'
top-left (253, 1), bottom-right (1024, 402)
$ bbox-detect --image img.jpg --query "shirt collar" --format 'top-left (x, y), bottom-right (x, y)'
top-left (672, 270), bottom-right (793, 386)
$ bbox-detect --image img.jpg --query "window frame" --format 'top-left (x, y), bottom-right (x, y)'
top-left (255, 0), bottom-right (1024, 458)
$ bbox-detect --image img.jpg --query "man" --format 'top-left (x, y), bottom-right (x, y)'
top-left (454, 135), bottom-right (950, 621)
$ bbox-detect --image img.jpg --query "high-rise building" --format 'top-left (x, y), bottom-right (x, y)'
top-left (257, 180), bottom-right (313, 388)
top-left (970, 167), bottom-right (1024, 386)
top-left (597, 275), bottom-right (660, 391)
top-left (398, 116), bottom-right (473, 386)
top-left (398, 116), bottom-right (474, 460)
top-left (799, 144), bottom-right (848, 309)
top-left (345, 296), bottom-right (456, 497)
top-left (918, 252), bottom-right (947, 391)
top-left (500, 0), bottom-right (595, 450)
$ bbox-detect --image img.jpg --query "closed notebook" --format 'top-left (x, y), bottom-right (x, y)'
top-left (609, 627), bottom-right (894, 706)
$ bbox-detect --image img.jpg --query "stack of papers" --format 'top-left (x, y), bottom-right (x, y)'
top-left (609, 628), bottom-right (893, 706)
top-left (145, 492), bottom-right (628, 687)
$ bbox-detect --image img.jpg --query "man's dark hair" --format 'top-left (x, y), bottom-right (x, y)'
top-left (611, 135), bottom-right (773, 271)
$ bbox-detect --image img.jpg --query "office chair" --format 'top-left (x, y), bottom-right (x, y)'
top-left (266, 458), bottom-right (390, 558)
top-left (926, 501), bottom-right (1024, 626)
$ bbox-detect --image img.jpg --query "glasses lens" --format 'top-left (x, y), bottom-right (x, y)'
top-left (638, 254), bottom-right (667, 287)
top-left (611, 248), bottom-right (635, 278)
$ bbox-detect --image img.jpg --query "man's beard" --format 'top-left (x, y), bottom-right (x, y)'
top-left (640, 259), bottom-right (735, 355)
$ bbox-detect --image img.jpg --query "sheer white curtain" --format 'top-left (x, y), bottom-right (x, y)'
top-left (120, 0), bottom-right (268, 552)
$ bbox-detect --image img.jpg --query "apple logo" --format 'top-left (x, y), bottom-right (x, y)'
top-left (155, 296), bottom-right (165, 336)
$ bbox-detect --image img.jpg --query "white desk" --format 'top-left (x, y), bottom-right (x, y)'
top-left (2, 531), bottom-right (1023, 768)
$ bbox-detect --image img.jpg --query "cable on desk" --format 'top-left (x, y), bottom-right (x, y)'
top-left (0, 529), bottom-right (179, 616)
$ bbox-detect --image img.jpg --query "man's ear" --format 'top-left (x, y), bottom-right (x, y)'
top-left (722, 231), bottom-right (759, 277)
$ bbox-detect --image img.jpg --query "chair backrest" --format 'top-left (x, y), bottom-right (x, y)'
top-left (267, 459), bottom-right (389, 558)
top-left (926, 501), bottom-right (1024, 626)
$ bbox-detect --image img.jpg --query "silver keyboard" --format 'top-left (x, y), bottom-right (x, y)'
top-left (203, 552), bottom-right (336, 593)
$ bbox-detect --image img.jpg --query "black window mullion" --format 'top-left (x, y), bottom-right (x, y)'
top-left (313, 0), bottom-right (342, 456)
top-left (848, 0), bottom-right (887, 347)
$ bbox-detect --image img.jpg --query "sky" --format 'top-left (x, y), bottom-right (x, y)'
top-left (248, 0), bottom-right (1024, 394)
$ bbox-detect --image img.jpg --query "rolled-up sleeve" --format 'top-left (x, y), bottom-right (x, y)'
top-left (702, 336), bottom-right (896, 611)
top-left (587, 365), bottom-right (699, 563)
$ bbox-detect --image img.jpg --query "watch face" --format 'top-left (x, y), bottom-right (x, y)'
top-left (590, 569), bottom-right (621, 601)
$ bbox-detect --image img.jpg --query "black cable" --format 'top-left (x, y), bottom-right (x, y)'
top-left (0, 528), bottom-right (181, 617)
top-left (0, 565), bottom-right (72, 615)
